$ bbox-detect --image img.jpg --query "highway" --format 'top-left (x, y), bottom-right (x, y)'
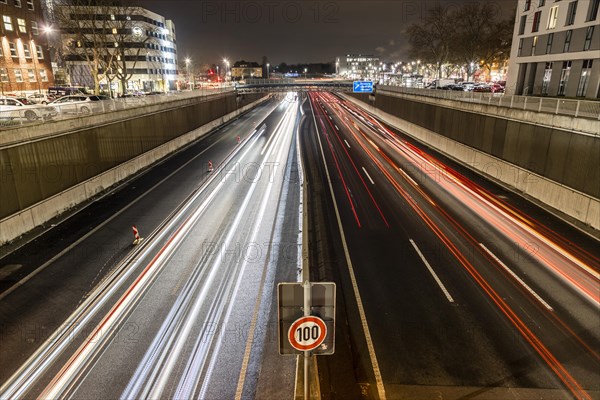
top-left (299, 92), bottom-right (599, 399)
top-left (0, 94), bottom-right (300, 399)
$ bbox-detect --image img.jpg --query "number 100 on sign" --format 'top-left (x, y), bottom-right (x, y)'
top-left (288, 316), bottom-right (327, 352)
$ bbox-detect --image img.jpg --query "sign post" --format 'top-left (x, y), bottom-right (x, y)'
top-left (278, 281), bottom-right (336, 399)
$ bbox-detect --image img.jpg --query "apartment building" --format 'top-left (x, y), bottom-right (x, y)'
top-left (0, 0), bottom-right (54, 94)
top-left (506, 0), bottom-right (600, 98)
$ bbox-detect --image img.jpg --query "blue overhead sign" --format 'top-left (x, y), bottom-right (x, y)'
top-left (353, 81), bottom-right (374, 93)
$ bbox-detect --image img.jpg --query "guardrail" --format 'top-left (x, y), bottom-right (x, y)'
top-left (0, 86), bottom-right (235, 129)
top-left (377, 85), bottom-right (600, 120)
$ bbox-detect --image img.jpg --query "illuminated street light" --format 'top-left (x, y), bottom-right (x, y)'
top-left (267, 63), bottom-right (270, 79)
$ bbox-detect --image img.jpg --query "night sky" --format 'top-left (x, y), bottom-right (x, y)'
top-left (140, 0), bottom-right (517, 65)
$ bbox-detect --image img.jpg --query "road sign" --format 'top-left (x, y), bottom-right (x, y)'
top-left (278, 282), bottom-right (335, 355)
top-left (288, 316), bottom-right (327, 351)
top-left (353, 81), bottom-right (374, 93)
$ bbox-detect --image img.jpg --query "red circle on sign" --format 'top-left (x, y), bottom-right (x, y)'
top-left (288, 316), bottom-right (327, 351)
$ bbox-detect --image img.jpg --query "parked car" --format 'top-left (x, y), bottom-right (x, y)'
top-left (0, 96), bottom-right (56, 121)
top-left (458, 82), bottom-right (477, 91)
top-left (473, 84), bottom-right (493, 93)
top-left (490, 83), bottom-right (505, 93)
top-left (49, 94), bottom-right (114, 114)
top-left (27, 93), bottom-right (55, 104)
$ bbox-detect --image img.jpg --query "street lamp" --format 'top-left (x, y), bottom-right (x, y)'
top-left (304, 67), bottom-right (307, 79)
top-left (266, 63), bottom-right (270, 79)
top-left (223, 58), bottom-right (229, 82)
top-left (184, 58), bottom-right (191, 89)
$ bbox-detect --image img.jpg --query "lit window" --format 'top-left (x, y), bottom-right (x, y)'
top-left (39, 69), bottom-right (48, 82)
top-left (36, 45), bottom-right (43, 59)
top-left (557, 60), bottom-right (572, 95)
top-left (548, 6), bottom-right (559, 28)
top-left (15, 69), bottom-right (23, 82)
top-left (3, 15), bottom-right (13, 31)
top-left (112, 28), bottom-right (117, 34)
top-left (26, 0), bottom-right (33, 10)
top-left (27, 69), bottom-right (36, 82)
top-left (576, 59), bottom-right (593, 96)
top-left (31, 21), bottom-right (38, 35)
top-left (9, 42), bottom-right (17, 57)
top-left (110, 14), bottom-right (115, 20)
top-left (0, 68), bottom-right (8, 82)
top-left (17, 18), bottom-right (26, 33)
top-left (531, 36), bottom-right (538, 55)
top-left (23, 43), bottom-right (31, 58)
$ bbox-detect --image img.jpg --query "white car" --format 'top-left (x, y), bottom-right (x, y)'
top-left (27, 93), bottom-right (54, 104)
top-left (49, 94), bottom-right (115, 115)
top-left (0, 97), bottom-right (56, 122)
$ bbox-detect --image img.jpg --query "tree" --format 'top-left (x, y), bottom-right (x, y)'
top-left (406, 5), bottom-right (455, 79)
top-left (54, 0), bottom-right (115, 93)
top-left (54, 0), bottom-right (151, 95)
top-left (450, 3), bottom-right (513, 81)
top-left (103, 5), bottom-right (152, 95)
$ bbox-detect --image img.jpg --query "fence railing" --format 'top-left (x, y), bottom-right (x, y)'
top-left (377, 85), bottom-right (600, 120)
top-left (0, 86), bottom-right (235, 130)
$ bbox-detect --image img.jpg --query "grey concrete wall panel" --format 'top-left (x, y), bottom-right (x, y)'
top-left (563, 134), bottom-right (600, 197)
top-left (543, 129), bottom-right (571, 184)
top-left (0, 93), bottom-right (264, 221)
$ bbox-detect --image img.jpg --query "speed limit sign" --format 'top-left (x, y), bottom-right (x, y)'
top-left (288, 316), bottom-right (327, 351)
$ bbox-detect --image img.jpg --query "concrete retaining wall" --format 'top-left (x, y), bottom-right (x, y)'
top-left (0, 93), bottom-right (268, 245)
top-left (343, 93), bottom-right (599, 234)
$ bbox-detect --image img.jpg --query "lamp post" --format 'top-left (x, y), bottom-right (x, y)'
top-left (304, 67), bottom-right (307, 80)
top-left (223, 58), bottom-right (229, 83)
top-left (184, 58), bottom-right (191, 90)
top-left (266, 63), bottom-right (270, 80)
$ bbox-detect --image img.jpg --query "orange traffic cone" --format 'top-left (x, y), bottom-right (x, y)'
top-left (132, 225), bottom-right (143, 245)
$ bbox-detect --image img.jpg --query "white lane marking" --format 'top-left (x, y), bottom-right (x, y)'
top-left (344, 140), bottom-right (350, 148)
top-left (410, 240), bottom-right (455, 303)
top-left (334, 124), bottom-right (339, 131)
top-left (309, 98), bottom-right (387, 399)
top-left (479, 244), bottom-right (554, 311)
top-left (397, 167), bottom-right (419, 187)
top-left (362, 167), bottom-right (375, 185)
top-left (328, 115), bottom-right (332, 120)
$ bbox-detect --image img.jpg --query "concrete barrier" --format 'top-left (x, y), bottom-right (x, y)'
top-left (0, 94), bottom-right (268, 245)
top-left (342, 93), bottom-right (599, 235)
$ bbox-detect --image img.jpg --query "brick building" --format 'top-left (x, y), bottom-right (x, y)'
top-left (0, 0), bottom-right (54, 95)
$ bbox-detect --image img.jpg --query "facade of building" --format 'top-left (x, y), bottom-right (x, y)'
top-left (0, 0), bottom-right (54, 95)
top-left (50, 4), bottom-right (178, 94)
top-left (336, 54), bottom-right (381, 80)
top-left (506, 0), bottom-right (600, 98)
top-left (231, 60), bottom-right (262, 80)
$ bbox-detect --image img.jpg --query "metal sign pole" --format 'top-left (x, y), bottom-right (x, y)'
top-left (304, 280), bottom-right (311, 400)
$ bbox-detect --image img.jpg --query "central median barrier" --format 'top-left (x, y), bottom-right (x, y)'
top-left (0, 91), bottom-right (269, 245)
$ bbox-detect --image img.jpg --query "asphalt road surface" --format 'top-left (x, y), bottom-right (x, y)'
top-left (299, 91), bottom-right (599, 400)
top-left (0, 94), bottom-right (301, 399)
